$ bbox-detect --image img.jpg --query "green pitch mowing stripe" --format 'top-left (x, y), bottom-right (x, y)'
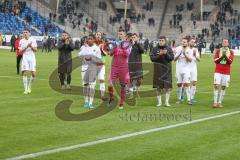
top-left (5, 110), bottom-right (240, 160)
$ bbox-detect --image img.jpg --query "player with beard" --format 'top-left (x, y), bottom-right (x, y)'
top-left (128, 33), bottom-right (144, 95)
top-left (57, 32), bottom-right (74, 90)
top-left (189, 38), bottom-right (200, 103)
top-left (174, 37), bottom-right (192, 105)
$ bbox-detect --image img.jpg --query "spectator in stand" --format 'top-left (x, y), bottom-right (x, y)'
top-left (179, 25), bottom-right (183, 33)
top-left (193, 21), bottom-right (196, 29)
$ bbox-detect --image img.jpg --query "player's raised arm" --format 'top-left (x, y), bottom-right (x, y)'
top-left (65, 37), bottom-right (74, 51)
top-left (174, 49), bottom-right (182, 61)
top-left (19, 45), bottom-right (28, 55)
top-left (195, 49), bottom-right (201, 62)
top-left (18, 40), bottom-right (28, 55)
top-left (183, 50), bottom-right (192, 62)
top-left (214, 49), bottom-right (225, 63)
top-left (29, 39), bottom-right (37, 52)
top-left (164, 47), bottom-right (174, 62)
top-left (95, 46), bottom-right (104, 66)
top-left (224, 50), bottom-right (234, 64)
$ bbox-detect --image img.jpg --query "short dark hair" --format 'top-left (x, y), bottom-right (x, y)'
top-left (96, 31), bottom-right (102, 35)
top-left (118, 29), bottom-right (125, 33)
top-left (131, 33), bottom-right (138, 37)
top-left (24, 28), bottom-right (30, 33)
top-left (62, 31), bottom-right (68, 35)
top-left (159, 36), bottom-right (166, 40)
top-left (88, 34), bottom-right (96, 39)
top-left (126, 32), bottom-right (133, 37)
top-left (183, 36), bottom-right (189, 42)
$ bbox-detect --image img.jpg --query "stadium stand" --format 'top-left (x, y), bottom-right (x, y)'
top-left (0, 0), bottom-right (63, 36)
top-left (1, 0), bottom-right (240, 49)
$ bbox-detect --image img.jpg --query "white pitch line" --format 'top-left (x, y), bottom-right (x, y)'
top-left (4, 110), bottom-right (240, 160)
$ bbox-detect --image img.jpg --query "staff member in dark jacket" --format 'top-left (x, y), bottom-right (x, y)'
top-left (58, 32), bottom-right (74, 89)
top-left (11, 34), bottom-right (17, 52)
top-left (150, 36), bottom-right (174, 107)
top-left (128, 33), bottom-right (144, 94)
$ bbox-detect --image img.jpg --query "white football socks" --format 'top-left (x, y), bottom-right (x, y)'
top-left (190, 85), bottom-right (196, 100)
top-left (185, 86), bottom-right (191, 101)
top-left (100, 82), bottom-right (105, 97)
top-left (214, 88), bottom-right (218, 104)
top-left (177, 87), bottom-right (183, 100)
top-left (218, 90), bottom-right (225, 104)
top-left (23, 76), bottom-right (28, 92)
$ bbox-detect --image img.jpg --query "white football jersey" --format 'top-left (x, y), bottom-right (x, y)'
top-left (175, 46), bottom-right (191, 74)
top-left (188, 47), bottom-right (199, 68)
top-left (19, 37), bottom-right (37, 58)
top-left (79, 44), bottom-right (102, 68)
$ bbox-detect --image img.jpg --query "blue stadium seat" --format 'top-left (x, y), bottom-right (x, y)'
top-left (0, 5), bottom-right (63, 36)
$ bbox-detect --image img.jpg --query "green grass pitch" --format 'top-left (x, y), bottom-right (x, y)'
top-left (0, 48), bottom-right (239, 160)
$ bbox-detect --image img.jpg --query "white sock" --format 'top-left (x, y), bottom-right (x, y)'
top-left (89, 97), bottom-right (94, 105)
top-left (218, 90), bottom-right (225, 104)
top-left (185, 86), bottom-right (191, 101)
top-left (83, 86), bottom-right (88, 103)
top-left (125, 85), bottom-right (129, 92)
top-left (129, 87), bottom-right (134, 93)
top-left (133, 85), bottom-right (137, 92)
top-left (157, 90), bottom-right (162, 104)
top-left (214, 88), bottom-right (218, 104)
top-left (89, 84), bottom-right (96, 105)
top-left (190, 85), bottom-right (196, 100)
top-left (23, 76), bottom-right (28, 92)
top-left (165, 89), bottom-right (171, 104)
top-left (100, 82), bottom-right (105, 97)
top-left (28, 76), bottom-right (35, 90)
top-left (177, 87), bottom-right (183, 100)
